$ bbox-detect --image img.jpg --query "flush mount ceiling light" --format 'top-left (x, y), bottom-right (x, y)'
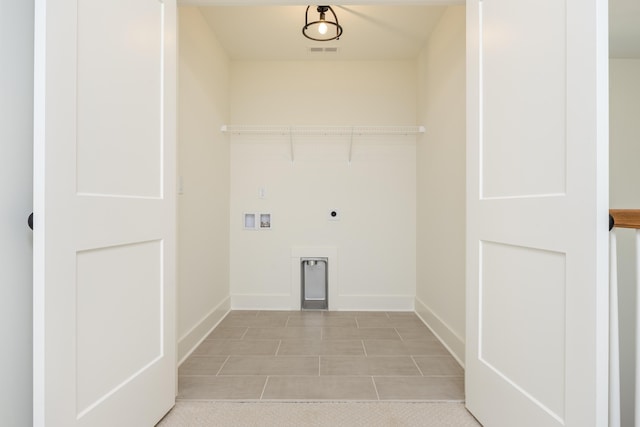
top-left (302, 5), bottom-right (343, 42)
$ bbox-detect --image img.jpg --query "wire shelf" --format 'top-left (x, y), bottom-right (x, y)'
top-left (221, 125), bottom-right (425, 136)
top-left (221, 125), bottom-right (425, 163)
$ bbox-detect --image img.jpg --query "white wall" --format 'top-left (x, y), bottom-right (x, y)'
top-left (415, 6), bottom-right (466, 363)
top-left (177, 7), bottom-right (231, 361)
top-left (229, 60), bottom-right (417, 310)
top-left (0, 0), bottom-right (34, 424)
top-left (610, 58), bottom-right (640, 427)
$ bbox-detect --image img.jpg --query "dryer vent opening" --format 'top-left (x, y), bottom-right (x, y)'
top-left (301, 258), bottom-right (328, 310)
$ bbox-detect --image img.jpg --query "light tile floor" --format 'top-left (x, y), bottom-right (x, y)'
top-left (178, 311), bottom-right (464, 402)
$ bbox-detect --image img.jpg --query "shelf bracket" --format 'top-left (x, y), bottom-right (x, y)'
top-left (220, 125), bottom-right (426, 165)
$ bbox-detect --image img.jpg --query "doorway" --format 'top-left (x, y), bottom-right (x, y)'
top-left (175, 1), bottom-right (467, 367)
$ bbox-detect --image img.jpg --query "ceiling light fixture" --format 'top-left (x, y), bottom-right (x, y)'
top-left (302, 6), bottom-right (343, 42)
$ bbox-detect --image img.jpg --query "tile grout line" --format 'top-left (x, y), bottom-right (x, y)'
top-left (361, 340), bottom-right (368, 357)
top-left (259, 376), bottom-right (270, 400)
top-left (371, 376), bottom-right (381, 400)
top-left (215, 355), bottom-right (231, 376)
top-left (318, 356), bottom-right (321, 376)
top-left (393, 327), bottom-right (404, 342)
top-left (275, 339), bottom-right (282, 356)
top-left (239, 328), bottom-right (249, 340)
top-left (410, 355), bottom-right (425, 377)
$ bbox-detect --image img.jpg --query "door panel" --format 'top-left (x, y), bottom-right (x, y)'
top-left (76, 241), bottom-right (163, 417)
top-left (76, 1), bottom-right (162, 197)
top-left (480, 241), bottom-right (566, 419)
top-left (481, 0), bottom-right (567, 199)
top-left (33, 1), bottom-right (176, 425)
top-left (466, 1), bottom-right (609, 426)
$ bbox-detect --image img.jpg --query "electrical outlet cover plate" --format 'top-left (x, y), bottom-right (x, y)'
top-left (328, 210), bottom-right (340, 221)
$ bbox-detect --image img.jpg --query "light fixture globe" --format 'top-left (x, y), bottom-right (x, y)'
top-left (302, 5), bottom-right (343, 42)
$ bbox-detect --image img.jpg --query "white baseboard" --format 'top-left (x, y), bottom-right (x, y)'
top-left (414, 296), bottom-right (465, 367)
top-left (177, 296), bottom-right (231, 364)
top-left (336, 295), bottom-right (414, 311)
top-left (231, 293), bottom-right (414, 311)
top-left (231, 294), bottom-right (295, 310)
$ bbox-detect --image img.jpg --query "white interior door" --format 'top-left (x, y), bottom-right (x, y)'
top-left (33, 1), bottom-right (176, 425)
top-left (466, 1), bottom-right (609, 426)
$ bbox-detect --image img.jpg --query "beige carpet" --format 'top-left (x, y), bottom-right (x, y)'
top-left (157, 401), bottom-right (482, 427)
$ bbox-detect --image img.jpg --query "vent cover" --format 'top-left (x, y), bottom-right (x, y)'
top-left (308, 46), bottom-right (339, 54)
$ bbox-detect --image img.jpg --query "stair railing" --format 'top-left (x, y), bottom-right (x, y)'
top-left (609, 209), bottom-right (640, 427)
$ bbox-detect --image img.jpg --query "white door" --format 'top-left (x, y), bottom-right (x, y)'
top-left (466, 1), bottom-right (609, 426)
top-left (33, 0), bottom-right (176, 425)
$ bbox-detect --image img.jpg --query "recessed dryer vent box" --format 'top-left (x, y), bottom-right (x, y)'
top-left (301, 258), bottom-right (328, 310)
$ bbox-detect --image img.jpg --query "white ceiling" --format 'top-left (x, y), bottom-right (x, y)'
top-left (199, 5), bottom-right (448, 60)
top-left (198, 3), bottom-right (640, 61)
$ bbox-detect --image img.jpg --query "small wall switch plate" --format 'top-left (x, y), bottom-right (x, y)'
top-left (328, 210), bottom-right (340, 221)
top-left (259, 187), bottom-right (266, 199)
